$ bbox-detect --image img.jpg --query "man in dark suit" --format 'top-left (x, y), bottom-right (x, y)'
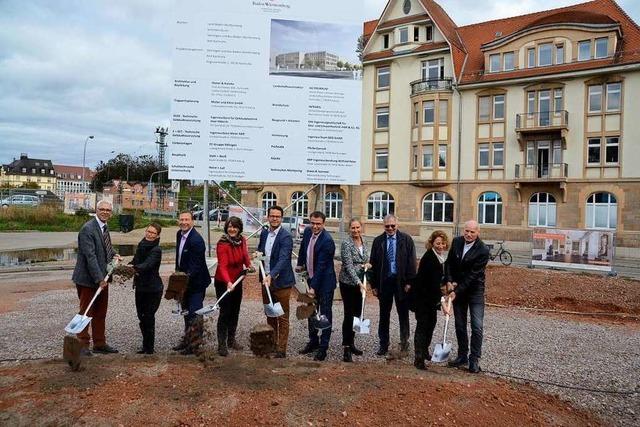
top-left (257, 205), bottom-right (295, 358)
top-left (444, 220), bottom-right (490, 373)
top-left (369, 214), bottom-right (416, 356)
top-left (296, 211), bottom-right (336, 361)
top-left (173, 210), bottom-right (211, 354)
top-left (72, 199), bottom-right (120, 355)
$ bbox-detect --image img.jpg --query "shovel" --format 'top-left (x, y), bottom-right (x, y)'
top-left (310, 307), bottom-right (331, 331)
top-left (257, 258), bottom-right (285, 317)
top-left (432, 297), bottom-right (452, 362)
top-left (196, 269), bottom-right (248, 316)
top-left (352, 268), bottom-right (370, 334)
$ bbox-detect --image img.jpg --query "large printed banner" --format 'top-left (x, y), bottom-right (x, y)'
top-left (169, 0), bottom-right (363, 184)
top-left (532, 228), bottom-right (615, 272)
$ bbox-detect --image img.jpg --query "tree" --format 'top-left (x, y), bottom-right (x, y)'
top-left (356, 34), bottom-right (366, 63)
top-left (344, 62), bottom-right (352, 71)
top-left (91, 153), bottom-right (162, 191)
top-left (21, 182), bottom-right (40, 189)
top-left (337, 60), bottom-right (344, 69)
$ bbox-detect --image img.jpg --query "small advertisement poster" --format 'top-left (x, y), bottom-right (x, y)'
top-left (531, 228), bottom-right (615, 272)
top-left (228, 204), bottom-right (264, 234)
top-left (169, 0), bottom-right (363, 184)
top-left (63, 193), bottom-right (97, 214)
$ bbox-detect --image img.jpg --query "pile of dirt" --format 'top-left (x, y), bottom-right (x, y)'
top-left (249, 324), bottom-right (275, 357)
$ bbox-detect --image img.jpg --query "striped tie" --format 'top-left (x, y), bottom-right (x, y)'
top-left (103, 224), bottom-right (116, 260)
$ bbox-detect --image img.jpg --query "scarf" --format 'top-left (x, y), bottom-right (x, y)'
top-left (219, 233), bottom-right (243, 247)
top-left (433, 248), bottom-right (446, 265)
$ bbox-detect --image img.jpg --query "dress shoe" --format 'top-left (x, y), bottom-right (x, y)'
top-left (228, 341), bottom-right (244, 351)
top-left (375, 347), bottom-right (388, 356)
top-left (138, 349), bottom-right (154, 355)
top-left (448, 355), bottom-right (469, 368)
top-left (80, 348), bottom-right (93, 357)
top-left (350, 345), bottom-right (363, 356)
top-left (273, 351), bottom-right (286, 359)
top-left (400, 341), bottom-right (410, 353)
top-left (93, 345), bottom-right (119, 354)
top-left (218, 346), bottom-right (229, 357)
top-left (414, 358), bottom-right (427, 370)
top-left (180, 347), bottom-right (194, 356)
top-left (299, 341), bottom-right (319, 355)
top-left (343, 346), bottom-right (353, 363)
top-left (468, 358), bottom-right (481, 373)
top-left (172, 342), bottom-right (187, 351)
top-left (313, 348), bottom-right (327, 361)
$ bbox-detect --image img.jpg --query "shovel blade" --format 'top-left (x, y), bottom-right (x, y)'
top-left (312, 314), bottom-right (331, 331)
top-left (431, 342), bottom-right (452, 362)
top-left (64, 314), bottom-right (92, 334)
top-left (354, 318), bottom-right (370, 335)
top-left (264, 302), bottom-right (284, 318)
top-left (195, 305), bottom-right (219, 316)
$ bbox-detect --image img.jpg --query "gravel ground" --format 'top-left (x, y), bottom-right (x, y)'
top-left (0, 287), bottom-right (638, 426)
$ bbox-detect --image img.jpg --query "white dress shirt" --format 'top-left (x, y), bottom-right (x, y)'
top-left (264, 226), bottom-right (281, 274)
top-left (462, 240), bottom-right (476, 259)
top-left (178, 227), bottom-right (193, 266)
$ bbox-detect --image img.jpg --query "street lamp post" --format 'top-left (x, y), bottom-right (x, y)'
top-left (82, 135), bottom-right (94, 192)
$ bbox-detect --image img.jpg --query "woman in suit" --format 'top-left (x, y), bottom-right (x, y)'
top-left (339, 218), bottom-right (370, 362)
top-left (409, 230), bottom-right (449, 370)
top-left (214, 216), bottom-right (251, 356)
top-left (131, 223), bottom-right (164, 354)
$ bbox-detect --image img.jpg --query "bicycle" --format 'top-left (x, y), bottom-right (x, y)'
top-left (489, 241), bottom-right (512, 266)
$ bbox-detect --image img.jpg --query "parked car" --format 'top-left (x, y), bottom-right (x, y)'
top-left (192, 208), bottom-right (229, 222)
top-left (0, 194), bottom-right (40, 208)
top-left (281, 216), bottom-right (307, 238)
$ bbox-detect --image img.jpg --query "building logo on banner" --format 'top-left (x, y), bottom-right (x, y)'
top-left (531, 228), bottom-right (615, 272)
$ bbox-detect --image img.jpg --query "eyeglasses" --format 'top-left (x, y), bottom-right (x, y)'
top-left (384, 224), bottom-right (396, 229)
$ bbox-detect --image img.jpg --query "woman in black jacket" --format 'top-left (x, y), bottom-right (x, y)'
top-left (409, 230), bottom-right (449, 370)
top-left (131, 223), bottom-right (164, 354)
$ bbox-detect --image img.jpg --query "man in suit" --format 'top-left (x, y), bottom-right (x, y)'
top-left (296, 211), bottom-right (336, 361)
top-left (72, 199), bottom-right (120, 355)
top-left (257, 205), bottom-right (295, 358)
top-left (444, 220), bottom-right (490, 373)
top-left (173, 210), bottom-right (212, 354)
top-left (369, 214), bottom-right (416, 356)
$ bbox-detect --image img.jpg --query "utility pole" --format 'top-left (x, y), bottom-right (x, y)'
top-left (155, 127), bottom-right (169, 210)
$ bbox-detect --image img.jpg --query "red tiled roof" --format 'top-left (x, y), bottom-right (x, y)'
top-left (377, 13), bottom-right (430, 30)
top-left (456, 0), bottom-right (640, 84)
top-left (363, 19), bottom-right (378, 40)
top-left (363, 41), bottom-right (449, 62)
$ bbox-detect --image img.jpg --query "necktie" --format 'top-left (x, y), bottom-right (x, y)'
top-left (102, 224), bottom-right (115, 260)
top-left (386, 236), bottom-right (395, 276)
top-left (308, 234), bottom-right (318, 278)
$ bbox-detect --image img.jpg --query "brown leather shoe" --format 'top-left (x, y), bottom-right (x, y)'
top-left (93, 345), bottom-right (119, 354)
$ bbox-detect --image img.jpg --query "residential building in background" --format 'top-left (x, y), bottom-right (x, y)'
top-left (0, 153), bottom-right (57, 191)
top-left (53, 165), bottom-right (95, 197)
top-left (240, 0), bottom-right (640, 254)
top-left (102, 180), bottom-right (177, 213)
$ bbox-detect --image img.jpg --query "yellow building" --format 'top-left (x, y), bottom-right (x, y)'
top-left (1, 153), bottom-right (57, 192)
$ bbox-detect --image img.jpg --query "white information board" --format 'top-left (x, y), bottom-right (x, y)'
top-left (169, 0), bottom-right (363, 184)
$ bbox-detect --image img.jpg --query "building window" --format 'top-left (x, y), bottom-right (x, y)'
top-left (553, 140), bottom-right (562, 163)
top-left (414, 27), bottom-right (420, 42)
top-left (528, 192), bottom-right (557, 227)
top-left (377, 66), bottom-right (390, 89)
top-left (422, 192), bottom-right (454, 223)
top-left (421, 58), bottom-right (444, 80)
top-left (586, 192), bottom-right (617, 229)
top-left (414, 102), bottom-right (419, 125)
top-left (375, 149), bottom-right (388, 171)
top-left (578, 40), bottom-right (591, 61)
top-left (290, 191), bottom-right (309, 218)
top-left (423, 101), bottom-right (435, 124)
top-left (527, 48), bottom-right (535, 68)
top-left (493, 95), bottom-right (505, 120)
top-left (399, 27), bottom-right (408, 44)
top-left (426, 25), bottom-right (433, 41)
top-left (489, 54), bottom-right (500, 73)
top-left (412, 145), bottom-right (418, 169)
top-left (588, 85), bottom-right (602, 113)
top-left (439, 99), bottom-right (448, 125)
top-left (438, 145), bottom-right (447, 168)
top-left (503, 52), bottom-right (515, 71)
top-left (554, 88), bottom-right (563, 112)
top-left (538, 43), bottom-right (552, 66)
top-left (606, 83), bottom-right (621, 111)
top-left (478, 144), bottom-right (489, 168)
top-left (383, 34), bottom-right (389, 49)
top-left (478, 192), bottom-right (503, 225)
top-left (31, 168), bottom-right (36, 174)
top-left (527, 91), bottom-right (535, 115)
top-left (595, 37), bottom-right (608, 59)
top-left (493, 143), bottom-right (504, 167)
top-left (478, 96), bottom-right (490, 121)
top-left (324, 192), bottom-right (343, 219)
top-left (588, 138), bottom-right (601, 164)
top-left (21, 168), bottom-right (26, 173)
top-left (422, 145), bottom-right (434, 168)
top-left (261, 192), bottom-right (277, 212)
top-left (376, 107), bottom-right (389, 129)
top-left (606, 137), bottom-right (619, 164)
top-left (367, 192), bottom-right (395, 220)
top-left (556, 43), bottom-right (564, 64)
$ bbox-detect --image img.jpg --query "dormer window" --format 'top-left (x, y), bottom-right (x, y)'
top-left (556, 43), bottom-right (564, 64)
top-left (414, 27), bottom-right (419, 42)
top-left (426, 25), bottom-right (433, 42)
top-left (503, 52), bottom-right (515, 71)
top-left (538, 43), bottom-right (552, 66)
top-left (595, 37), bottom-right (608, 58)
top-left (489, 54), bottom-right (500, 73)
top-left (399, 27), bottom-right (409, 44)
top-left (383, 34), bottom-right (389, 49)
top-left (527, 48), bottom-right (535, 68)
top-left (578, 40), bottom-right (591, 61)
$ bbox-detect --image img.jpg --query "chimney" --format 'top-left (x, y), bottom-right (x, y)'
top-left (20, 153), bottom-right (28, 159)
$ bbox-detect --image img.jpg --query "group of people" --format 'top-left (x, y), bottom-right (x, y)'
top-left (71, 201), bottom-right (490, 373)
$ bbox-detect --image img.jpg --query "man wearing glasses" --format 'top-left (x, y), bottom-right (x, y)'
top-left (257, 205), bottom-right (295, 358)
top-left (71, 199), bottom-right (120, 356)
top-left (369, 214), bottom-right (416, 356)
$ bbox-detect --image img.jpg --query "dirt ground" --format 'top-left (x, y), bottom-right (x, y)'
top-left (1, 264), bottom-right (637, 425)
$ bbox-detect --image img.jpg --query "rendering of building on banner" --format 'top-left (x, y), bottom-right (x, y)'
top-left (241, 0), bottom-right (640, 256)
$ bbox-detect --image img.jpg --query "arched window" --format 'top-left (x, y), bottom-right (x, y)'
top-left (367, 192), bottom-right (395, 220)
top-left (478, 192), bottom-right (503, 224)
top-left (422, 192), bottom-right (454, 222)
top-left (261, 192), bottom-right (277, 213)
top-left (586, 192), bottom-right (617, 229)
top-left (528, 192), bottom-right (556, 227)
top-left (290, 191), bottom-right (309, 218)
top-left (324, 192), bottom-right (343, 219)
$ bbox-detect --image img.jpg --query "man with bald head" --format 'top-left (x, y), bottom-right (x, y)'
top-left (444, 220), bottom-right (490, 373)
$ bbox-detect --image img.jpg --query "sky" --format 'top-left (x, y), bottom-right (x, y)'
top-left (1, 0), bottom-right (638, 168)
